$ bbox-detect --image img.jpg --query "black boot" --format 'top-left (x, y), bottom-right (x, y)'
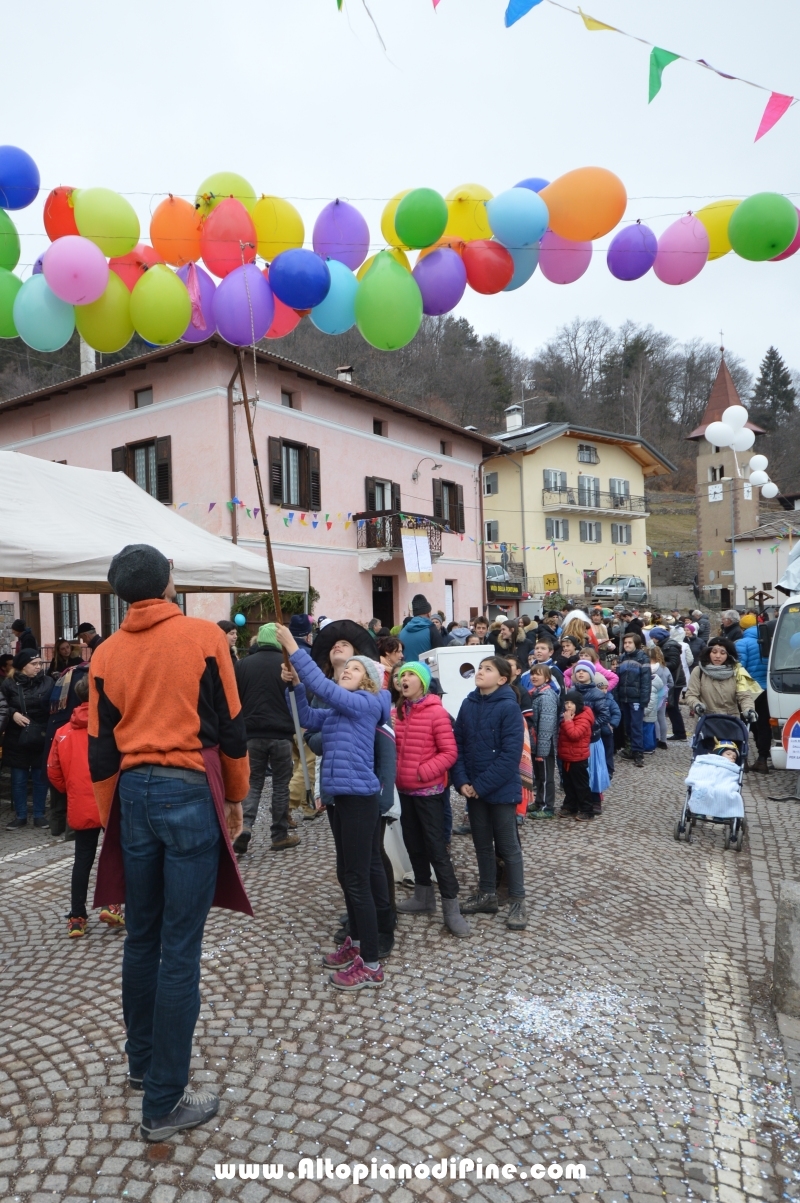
top-left (377, 906), bottom-right (396, 959)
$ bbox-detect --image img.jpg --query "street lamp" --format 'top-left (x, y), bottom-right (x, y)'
top-left (411, 457), bottom-right (442, 482)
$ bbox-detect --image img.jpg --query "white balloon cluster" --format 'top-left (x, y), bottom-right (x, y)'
top-left (704, 403), bottom-right (779, 499)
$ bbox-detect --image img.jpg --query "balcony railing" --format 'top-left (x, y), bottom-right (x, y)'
top-left (541, 488), bottom-right (648, 516)
top-left (354, 511), bottom-right (443, 556)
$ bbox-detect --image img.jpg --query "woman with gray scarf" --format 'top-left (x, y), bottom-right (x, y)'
top-left (685, 638), bottom-right (757, 721)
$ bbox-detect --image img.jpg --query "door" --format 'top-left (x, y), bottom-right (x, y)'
top-left (371, 575), bottom-right (394, 629)
top-left (444, 581), bottom-right (454, 626)
top-left (20, 592), bottom-right (40, 647)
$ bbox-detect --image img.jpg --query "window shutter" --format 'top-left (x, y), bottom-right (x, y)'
top-left (308, 446), bottom-right (321, 511)
top-left (391, 481), bottom-right (401, 512)
top-left (562, 519), bottom-right (569, 541)
top-left (455, 484), bottom-right (465, 533)
top-left (545, 517), bottom-right (554, 540)
top-left (625, 524), bottom-right (632, 544)
top-left (365, 476), bottom-right (376, 512)
top-left (155, 436), bottom-right (172, 503)
top-left (299, 446), bottom-right (310, 510)
top-left (579, 520), bottom-right (587, 542)
top-left (432, 477), bottom-right (443, 520)
top-left (594, 522), bottom-right (602, 543)
top-left (111, 446), bottom-right (126, 473)
top-left (544, 469), bottom-right (553, 490)
top-left (268, 437), bottom-right (283, 505)
top-left (611, 524), bottom-right (618, 544)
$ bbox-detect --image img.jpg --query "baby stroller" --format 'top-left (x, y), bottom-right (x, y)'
top-left (673, 714), bottom-right (749, 851)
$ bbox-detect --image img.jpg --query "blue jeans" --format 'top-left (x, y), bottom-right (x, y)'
top-left (11, 765), bottom-right (48, 820)
top-left (621, 701), bottom-right (644, 755)
top-left (119, 767), bottom-right (221, 1119)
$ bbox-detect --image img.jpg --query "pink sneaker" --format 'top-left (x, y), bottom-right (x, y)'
top-left (322, 936), bottom-right (359, 970)
top-left (329, 955), bottom-right (384, 991)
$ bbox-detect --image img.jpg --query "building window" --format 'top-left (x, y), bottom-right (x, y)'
top-left (373, 419), bottom-right (386, 437)
top-left (543, 469), bottom-right (567, 491)
top-left (579, 520), bottom-right (602, 543)
top-left (611, 523), bottom-right (632, 544)
top-left (54, 594), bottom-right (80, 641)
top-left (174, 593), bottom-right (187, 614)
top-left (577, 443), bottom-right (599, 464)
top-left (545, 517), bottom-right (569, 541)
top-left (440, 440), bottom-right (452, 456)
top-left (111, 437), bottom-right (172, 503)
top-left (609, 478), bottom-right (630, 499)
top-left (365, 477), bottom-right (399, 513)
top-left (281, 390), bottom-right (293, 408)
top-left (268, 437), bottom-right (321, 511)
top-left (484, 471), bottom-right (499, 496)
top-left (432, 478), bottom-right (465, 533)
top-left (763, 582), bottom-right (773, 590)
top-left (134, 387), bottom-right (153, 408)
top-left (485, 520), bottom-right (499, 542)
top-left (577, 475), bottom-right (600, 506)
top-left (101, 594), bottom-right (129, 638)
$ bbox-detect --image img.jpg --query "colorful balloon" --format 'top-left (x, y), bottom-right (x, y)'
top-left (43, 187), bottom-right (79, 241)
top-left (695, 199), bottom-right (740, 261)
top-left (263, 267), bottom-right (302, 339)
top-left (74, 187), bottom-right (140, 258)
top-left (357, 248), bottom-right (411, 280)
top-left (32, 254), bottom-right (44, 275)
top-left (606, 223), bottom-right (657, 281)
top-left (75, 271), bottom-right (134, 353)
top-left (416, 236), bottom-right (465, 263)
top-left (381, 190), bottom-right (412, 248)
top-left (310, 260), bottom-right (358, 335)
top-left (252, 196), bottom-right (304, 261)
top-left (200, 198), bottom-right (257, 279)
top-left (515, 177), bottom-right (550, 193)
top-left (462, 240), bottom-right (514, 294)
top-left (486, 188), bottom-right (548, 249)
top-left (0, 210), bottom-right (20, 273)
top-left (355, 251), bottom-right (423, 351)
top-left (538, 230), bottom-right (592, 284)
top-left (42, 235), bottom-right (109, 305)
top-left (176, 263), bottom-right (217, 343)
top-left (540, 168), bottom-right (626, 241)
top-left (445, 184), bottom-right (493, 242)
top-left (269, 249), bottom-right (331, 310)
top-left (412, 247), bottom-right (467, 315)
top-left (150, 196), bottom-right (203, 266)
top-left (394, 189), bottom-right (448, 250)
top-left (129, 265), bottom-right (191, 346)
top-left (110, 244), bottom-right (164, 292)
top-left (653, 215), bottom-right (709, 285)
top-left (729, 193), bottom-right (798, 261)
top-left (0, 146), bottom-right (40, 210)
top-left (772, 206), bottom-right (800, 261)
top-left (312, 199), bottom-right (369, 270)
top-left (503, 245), bottom-right (539, 291)
top-left (13, 275), bottom-right (75, 352)
top-left (212, 263), bottom-right (274, 346)
top-left (195, 172), bottom-right (256, 217)
top-left (0, 268), bottom-right (22, 338)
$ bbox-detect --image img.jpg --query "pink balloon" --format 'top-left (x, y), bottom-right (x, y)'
top-left (538, 230), bottom-right (592, 284)
top-left (771, 206), bottom-right (800, 261)
top-left (653, 215), bottom-right (709, 285)
top-left (42, 234), bottom-right (109, 305)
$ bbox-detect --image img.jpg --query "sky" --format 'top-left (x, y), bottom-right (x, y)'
top-left (3, 0), bottom-right (798, 376)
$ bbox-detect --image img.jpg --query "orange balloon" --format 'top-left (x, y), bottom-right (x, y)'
top-left (540, 167), bottom-right (627, 242)
top-left (416, 236), bottom-right (465, 263)
top-left (150, 196), bottom-right (203, 266)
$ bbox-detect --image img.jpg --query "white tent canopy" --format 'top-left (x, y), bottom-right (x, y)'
top-left (778, 542), bottom-right (800, 596)
top-left (0, 451), bottom-right (308, 595)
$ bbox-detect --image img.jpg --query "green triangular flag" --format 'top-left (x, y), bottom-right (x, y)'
top-left (649, 47), bottom-right (680, 102)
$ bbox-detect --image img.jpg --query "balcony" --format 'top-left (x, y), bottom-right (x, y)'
top-left (541, 488), bottom-right (648, 518)
top-left (354, 511), bottom-right (443, 556)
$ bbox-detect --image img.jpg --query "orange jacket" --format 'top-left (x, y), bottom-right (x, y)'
top-left (47, 703), bottom-right (102, 830)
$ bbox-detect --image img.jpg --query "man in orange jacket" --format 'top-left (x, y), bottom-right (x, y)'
top-left (88, 544), bottom-right (250, 1143)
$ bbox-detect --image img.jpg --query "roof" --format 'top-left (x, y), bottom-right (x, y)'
top-left (687, 356), bottom-right (765, 440)
top-left (488, 421), bottom-right (675, 477)
top-left (0, 339), bottom-right (503, 456)
top-left (725, 518), bottom-right (800, 544)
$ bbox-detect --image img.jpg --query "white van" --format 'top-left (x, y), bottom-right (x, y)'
top-left (766, 595), bottom-right (800, 769)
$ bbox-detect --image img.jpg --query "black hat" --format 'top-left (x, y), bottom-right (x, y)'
top-left (310, 619), bottom-right (379, 668)
top-left (108, 544), bottom-right (171, 604)
top-left (13, 648), bottom-right (39, 672)
top-left (10, 619), bottom-right (25, 632)
top-left (76, 622), bottom-right (97, 635)
top-left (564, 688), bottom-right (585, 714)
top-left (289, 614), bottom-right (313, 637)
top-left (411, 593), bottom-right (431, 616)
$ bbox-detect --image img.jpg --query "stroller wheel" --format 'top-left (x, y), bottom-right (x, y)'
top-left (685, 827), bottom-right (693, 845)
top-left (723, 827), bottom-right (731, 851)
top-left (673, 820), bottom-right (682, 842)
top-left (735, 827), bottom-right (744, 852)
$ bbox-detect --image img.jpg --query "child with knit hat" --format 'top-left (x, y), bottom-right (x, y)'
top-left (393, 662), bottom-right (469, 937)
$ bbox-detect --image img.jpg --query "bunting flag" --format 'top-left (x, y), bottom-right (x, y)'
top-left (505, 0), bottom-right (543, 28)
top-left (755, 92), bottom-right (794, 141)
top-left (579, 7), bottom-right (615, 31)
top-left (207, 502), bottom-right (216, 512)
top-left (649, 47), bottom-right (680, 102)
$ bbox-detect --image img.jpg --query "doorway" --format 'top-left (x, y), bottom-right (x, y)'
top-left (371, 575), bottom-right (394, 629)
top-left (445, 580), bottom-right (455, 625)
top-left (20, 592), bottom-right (40, 646)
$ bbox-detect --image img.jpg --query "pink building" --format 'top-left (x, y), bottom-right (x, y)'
top-left (0, 341), bottom-right (496, 647)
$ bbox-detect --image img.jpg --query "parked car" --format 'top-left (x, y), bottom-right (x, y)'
top-left (592, 575), bottom-right (648, 604)
top-left (486, 563), bottom-right (513, 583)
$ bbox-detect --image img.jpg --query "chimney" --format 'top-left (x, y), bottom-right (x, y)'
top-left (336, 365), bottom-right (353, 383)
top-left (504, 404), bottom-right (523, 431)
top-left (80, 337), bottom-right (96, 376)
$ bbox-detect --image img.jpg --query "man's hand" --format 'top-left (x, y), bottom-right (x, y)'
top-left (224, 801), bottom-right (243, 841)
top-left (280, 662), bottom-right (300, 685)
top-left (460, 784), bottom-right (477, 798)
top-left (12, 713), bottom-right (30, 728)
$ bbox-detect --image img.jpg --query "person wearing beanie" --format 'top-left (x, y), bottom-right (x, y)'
top-left (557, 689), bottom-right (595, 820)
top-left (593, 673), bottom-right (621, 780)
top-left (77, 622), bottom-right (103, 655)
top-left (234, 622), bottom-right (299, 857)
top-left (569, 661), bottom-right (611, 815)
top-left (216, 620), bottom-right (239, 665)
top-left (276, 623), bottom-right (392, 992)
top-left (88, 544), bottom-right (250, 1143)
top-left (10, 617), bottom-right (38, 654)
top-left (2, 648), bottom-right (54, 829)
top-left (288, 614), bottom-right (313, 646)
top-left (393, 662), bottom-right (468, 937)
top-left (398, 594), bottom-right (443, 662)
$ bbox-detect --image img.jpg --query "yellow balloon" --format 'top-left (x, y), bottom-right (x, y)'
top-left (73, 188), bottom-right (140, 258)
top-left (381, 190), bottom-right (411, 248)
top-left (695, 199), bottom-right (741, 261)
top-left (130, 265), bottom-right (191, 346)
top-left (252, 196), bottom-right (304, 261)
top-left (445, 184), bottom-right (493, 242)
top-left (195, 172), bottom-right (257, 217)
top-left (75, 271), bottom-right (134, 353)
top-left (357, 248), bottom-right (410, 281)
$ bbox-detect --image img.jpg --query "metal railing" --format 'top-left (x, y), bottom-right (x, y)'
top-left (541, 488), bottom-right (647, 514)
top-left (354, 511), bottom-right (443, 556)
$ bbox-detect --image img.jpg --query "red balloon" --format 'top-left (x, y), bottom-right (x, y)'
top-left (262, 268), bottom-right (301, 338)
top-left (44, 187), bottom-right (79, 241)
top-left (462, 240), bottom-right (514, 294)
top-left (200, 198), bottom-right (256, 279)
top-left (772, 206), bottom-right (800, 261)
top-left (110, 243), bottom-right (164, 292)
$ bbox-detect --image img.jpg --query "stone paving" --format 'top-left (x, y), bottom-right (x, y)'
top-left (1, 730), bottom-right (800, 1203)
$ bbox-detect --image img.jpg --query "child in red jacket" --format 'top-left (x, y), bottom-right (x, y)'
top-left (392, 662), bottom-right (469, 937)
top-left (47, 675), bottom-right (124, 937)
top-left (557, 689), bottom-right (595, 823)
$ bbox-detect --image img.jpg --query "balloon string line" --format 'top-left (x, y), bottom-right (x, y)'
top-left (239, 240), bottom-right (259, 427)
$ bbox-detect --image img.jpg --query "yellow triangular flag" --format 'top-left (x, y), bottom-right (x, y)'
top-left (579, 7), bottom-right (616, 30)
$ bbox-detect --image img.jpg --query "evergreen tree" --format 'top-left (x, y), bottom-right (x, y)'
top-left (752, 346), bottom-right (796, 427)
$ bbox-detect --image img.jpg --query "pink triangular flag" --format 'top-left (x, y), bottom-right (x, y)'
top-left (433, 0), bottom-right (440, 6)
top-left (186, 262), bottom-right (207, 330)
top-left (755, 92), bottom-right (793, 141)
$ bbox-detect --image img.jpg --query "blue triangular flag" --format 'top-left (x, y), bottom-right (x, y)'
top-left (505, 0), bottom-right (543, 27)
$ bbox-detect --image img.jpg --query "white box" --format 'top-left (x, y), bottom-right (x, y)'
top-left (419, 645), bottom-right (494, 720)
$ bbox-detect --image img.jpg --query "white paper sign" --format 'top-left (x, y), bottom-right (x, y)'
top-left (401, 525), bottom-right (433, 583)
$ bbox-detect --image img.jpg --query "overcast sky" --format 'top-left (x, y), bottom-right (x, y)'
top-left (4, 0), bottom-right (798, 376)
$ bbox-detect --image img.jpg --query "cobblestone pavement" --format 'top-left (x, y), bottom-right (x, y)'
top-left (1, 732), bottom-right (800, 1203)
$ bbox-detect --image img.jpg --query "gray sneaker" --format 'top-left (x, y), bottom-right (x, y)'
top-left (459, 891), bottom-right (499, 915)
top-left (140, 1088), bottom-right (219, 1142)
top-left (506, 898), bottom-right (528, 930)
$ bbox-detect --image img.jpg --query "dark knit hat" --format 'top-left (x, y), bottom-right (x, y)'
top-left (13, 648), bottom-right (39, 672)
top-left (107, 544), bottom-right (171, 603)
top-left (289, 614), bottom-right (313, 637)
top-left (11, 619), bottom-right (25, 632)
top-left (76, 622), bottom-right (96, 635)
top-left (411, 593), bottom-right (431, 616)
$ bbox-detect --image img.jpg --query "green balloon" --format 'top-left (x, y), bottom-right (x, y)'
top-left (0, 210), bottom-right (20, 272)
top-left (728, 192), bottom-right (798, 261)
top-left (0, 268), bottom-right (22, 337)
top-left (76, 270), bottom-right (134, 353)
top-left (394, 188), bottom-right (448, 249)
top-left (130, 265), bottom-right (191, 346)
top-left (355, 252), bottom-right (422, 351)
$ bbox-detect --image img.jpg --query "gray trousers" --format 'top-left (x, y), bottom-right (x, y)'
top-left (468, 797), bottom-right (525, 899)
top-left (242, 738), bottom-right (293, 843)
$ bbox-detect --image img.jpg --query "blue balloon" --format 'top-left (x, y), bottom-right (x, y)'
top-left (310, 259), bottom-right (358, 335)
top-left (0, 146), bottom-right (40, 210)
top-left (269, 249), bottom-right (331, 310)
top-left (13, 275), bottom-right (74, 352)
top-left (515, 176), bottom-right (550, 193)
top-left (790, 631), bottom-right (800, 650)
top-left (234, 613), bottom-right (247, 627)
top-left (487, 188), bottom-right (548, 249)
top-left (503, 245), bottom-right (540, 291)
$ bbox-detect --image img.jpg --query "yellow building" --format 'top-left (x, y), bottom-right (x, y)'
top-left (482, 409), bottom-right (674, 609)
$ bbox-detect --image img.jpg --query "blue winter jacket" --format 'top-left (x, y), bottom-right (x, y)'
top-left (605, 691), bottom-right (622, 730)
top-left (452, 684), bottom-right (524, 804)
top-left (399, 616), bottom-right (442, 662)
top-left (289, 647), bottom-right (390, 797)
top-left (617, 650), bottom-right (652, 707)
top-left (572, 681), bottom-right (610, 742)
top-left (736, 625), bottom-right (768, 690)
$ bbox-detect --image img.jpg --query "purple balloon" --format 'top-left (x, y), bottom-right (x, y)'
top-left (515, 177), bottom-right (550, 193)
top-left (607, 223), bottom-right (658, 281)
top-left (312, 199), bottom-right (369, 270)
top-left (32, 253), bottom-right (44, 275)
top-left (412, 248), bottom-right (467, 316)
top-left (177, 263), bottom-right (217, 343)
top-left (212, 264), bottom-right (274, 346)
